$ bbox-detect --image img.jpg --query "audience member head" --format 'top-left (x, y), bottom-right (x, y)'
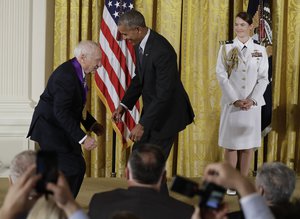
top-left (0, 165), bottom-right (41, 219)
top-left (1, 166), bottom-right (83, 219)
top-left (27, 196), bottom-right (67, 219)
top-left (126, 144), bottom-right (166, 189)
top-left (255, 162), bottom-right (296, 205)
top-left (7, 151), bottom-right (38, 219)
top-left (10, 150), bottom-right (36, 184)
top-left (73, 40), bottom-right (102, 73)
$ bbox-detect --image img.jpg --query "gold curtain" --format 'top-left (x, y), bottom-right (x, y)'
top-left (53, 0), bottom-right (300, 178)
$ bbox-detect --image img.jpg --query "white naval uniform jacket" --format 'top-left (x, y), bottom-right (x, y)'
top-left (216, 37), bottom-right (269, 148)
top-left (216, 37), bottom-right (269, 107)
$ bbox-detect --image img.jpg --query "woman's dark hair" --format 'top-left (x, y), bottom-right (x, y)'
top-left (236, 12), bottom-right (253, 25)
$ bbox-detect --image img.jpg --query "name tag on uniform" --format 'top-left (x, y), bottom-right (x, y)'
top-left (251, 51), bottom-right (262, 57)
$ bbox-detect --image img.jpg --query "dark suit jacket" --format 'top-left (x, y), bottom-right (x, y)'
top-left (121, 30), bottom-right (194, 139)
top-left (88, 187), bottom-right (194, 219)
top-left (27, 59), bottom-right (96, 155)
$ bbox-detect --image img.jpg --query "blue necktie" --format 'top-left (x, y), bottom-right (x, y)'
top-left (139, 46), bottom-right (143, 66)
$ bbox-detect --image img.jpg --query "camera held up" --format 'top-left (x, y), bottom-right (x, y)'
top-left (171, 175), bottom-right (226, 209)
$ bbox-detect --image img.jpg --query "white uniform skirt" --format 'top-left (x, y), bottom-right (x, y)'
top-left (218, 104), bottom-right (261, 150)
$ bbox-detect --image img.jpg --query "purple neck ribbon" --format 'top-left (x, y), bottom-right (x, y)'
top-left (71, 57), bottom-right (88, 104)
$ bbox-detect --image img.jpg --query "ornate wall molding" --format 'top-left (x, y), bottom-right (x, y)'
top-left (0, 0), bottom-right (54, 176)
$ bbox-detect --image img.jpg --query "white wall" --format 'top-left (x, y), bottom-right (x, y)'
top-left (0, 0), bottom-right (54, 176)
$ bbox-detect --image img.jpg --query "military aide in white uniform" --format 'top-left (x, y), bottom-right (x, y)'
top-left (216, 12), bottom-right (269, 191)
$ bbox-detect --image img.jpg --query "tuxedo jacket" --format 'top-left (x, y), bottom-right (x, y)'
top-left (27, 59), bottom-right (96, 155)
top-left (122, 30), bottom-right (194, 138)
top-left (88, 187), bottom-right (194, 219)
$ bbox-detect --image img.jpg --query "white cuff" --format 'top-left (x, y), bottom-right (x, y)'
top-left (120, 103), bottom-right (128, 110)
top-left (79, 135), bottom-right (87, 144)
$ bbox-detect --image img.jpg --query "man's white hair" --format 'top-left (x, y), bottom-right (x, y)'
top-left (74, 40), bottom-right (99, 58)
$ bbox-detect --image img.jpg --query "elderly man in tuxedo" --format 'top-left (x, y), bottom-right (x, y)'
top-left (27, 40), bottom-right (104, 198)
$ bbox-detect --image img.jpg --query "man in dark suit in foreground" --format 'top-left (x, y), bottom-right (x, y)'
top-left (112, 10), bottom-right (194, 159)
top-left (88, 144), bottom-right (194, 219)
top-left (27, 40), bottom-right (104, 198)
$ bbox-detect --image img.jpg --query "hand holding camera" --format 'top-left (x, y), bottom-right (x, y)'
top-left (203, 162), bottom-right (256, 197)
top-left (171, 175), bottom-right (226, 209)
top-left (171, 175), bottom-right (228, 219)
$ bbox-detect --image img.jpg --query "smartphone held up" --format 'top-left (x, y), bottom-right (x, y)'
top-left (35, 150), bottom-right (59, 195)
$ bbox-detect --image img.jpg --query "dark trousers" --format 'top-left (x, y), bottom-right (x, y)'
top-left (57, 153), bottom-right (86, 198)
top-left (132, 133), bottom-right (176, 160)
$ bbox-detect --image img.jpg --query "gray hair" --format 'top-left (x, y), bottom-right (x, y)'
top-left (10, 150), bottom-right (36, 183)
top-left (256, 162), bottom-right (296, 204)
top-left (118, 10), bottom-right (146, 28)
top-left (73, 40), bottom-right (99, 58)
